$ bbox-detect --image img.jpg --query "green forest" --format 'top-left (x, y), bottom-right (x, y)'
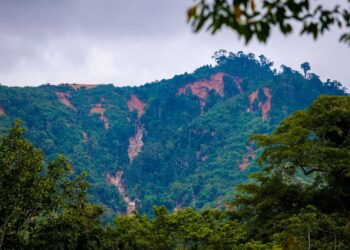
top-left (0, 52), bottom-right (346, 219)
top-left (0, 52), bottom-right (349, 249)
top-left (1, 95), bottom-right (350, 249)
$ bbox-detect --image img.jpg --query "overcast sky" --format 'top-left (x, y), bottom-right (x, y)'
top-left (0, 0), bottom-right (349, 89)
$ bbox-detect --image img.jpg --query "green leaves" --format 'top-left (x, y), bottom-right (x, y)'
top-left (0, 121), bottom-right (101, 249)
top-left (112, 206), bottom-right (246, 250)
top-left (188, 0), bottom-right (350, 45)
top-left (229, 96), bottom-right (350, 247)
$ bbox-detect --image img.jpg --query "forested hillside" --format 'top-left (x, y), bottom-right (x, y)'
top-left (0, 51), bottom-right (347, 219)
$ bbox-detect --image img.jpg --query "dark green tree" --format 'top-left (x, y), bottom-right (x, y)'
top-left (229, 95), bottom-right (350, 246)
top-left (301, 62), bottom-right (311, 77)
top-left (187, 0), bottom-right (350, 44)
top-left (0, 120), bottom-right (104, 249)
top-left (250, 96), bottom-right (350, 214)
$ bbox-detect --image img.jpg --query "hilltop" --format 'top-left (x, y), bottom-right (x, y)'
top-left (0, 51), bottom-right (346, 219)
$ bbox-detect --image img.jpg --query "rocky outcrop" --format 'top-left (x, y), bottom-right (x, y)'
top-left (55, 92), bottom-right (77, 111)
top-left (127, 95), bottom-right (145, 118)
top-left (106, 171), bottom-right (136, 215)
top-left (247, 87), bottom-right (272, 121)
top-left (90, 103), bottom-right (109, 129)
top-left (68, 84), bottom-right (98, 90)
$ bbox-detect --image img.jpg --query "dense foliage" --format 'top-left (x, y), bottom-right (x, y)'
top-left (0, 121), bottom-right (104, 248)
top-left (0, 52), bottom-right (347, 219)
top-left (1, 96), bottom-right (349, 249)
top-left (187, 0), bottom-right (350, 44)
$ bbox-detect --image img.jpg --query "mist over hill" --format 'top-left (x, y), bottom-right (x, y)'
top-left (0, 51), bottom-right (346, 219)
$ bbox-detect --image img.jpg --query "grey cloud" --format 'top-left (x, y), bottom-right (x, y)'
top-left (0, 0), bottom-right (189, 39)
top-left (0, 0), bottom-right (348, 88)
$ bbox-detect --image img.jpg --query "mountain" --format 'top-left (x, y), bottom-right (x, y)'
top-left (0, 51), bottom-right (346, 219)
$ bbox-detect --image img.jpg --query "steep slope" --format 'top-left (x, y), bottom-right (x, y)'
top-left (0, 52), bottom-right (346, 217)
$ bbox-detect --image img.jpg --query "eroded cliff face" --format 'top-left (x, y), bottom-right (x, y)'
top-left (178, 73), bottom-right (225, 100)
top-left (248, 87), bottom-right (272, 121)
top-left (106, 171), bottom-right (136, 215)
top-left (90, 103), bottom-right (109, 129)
top-left (128, 125), bottom-right (144, 163)
top-left (55, 92), bottom-right (77, 111)
top-left (127, 95), bottom-right (146, 162)
top-left (105, 95), bottom-right (146, 214)
top-left (127, 95), bottom-right (145, 118)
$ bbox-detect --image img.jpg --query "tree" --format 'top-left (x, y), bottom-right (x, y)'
top-left (228, 96), bottom-right (350, 247)
top-left (187, 0), bottom-right (350, 45)
top-left (274, 206), bottom-right (350, 250)
top-left (250, 96), bottom-right (350, 213)
top-left (0, 120), bottom-right (104, 248)
top-left (301, 62), bottom-right (311, 77)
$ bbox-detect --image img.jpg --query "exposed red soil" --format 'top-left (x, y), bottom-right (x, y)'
top-left (177, 73), bottom-right (243, 109)
top-left (127, 95), bottom-right (145, 118)
top-left (177, 87), bottom-right (187, 95)
top-left (55, 92), bottom-right (77, 111)
top-left (248, 87), bottom-right (272, 121)
top-left (202, 156), bottom-right (207, 162)
top-left (68, 84), bottom-right (98, 90)
top-left (238, 146), bottom-right (256, 171)
top-left (106, 171), bottom-right (136, 215)
top-left (248, 89), bottom-right (259, 112)
top-left (239, 156), bottom-right (250, 170)
top-left (0, 106), bottom-right (5, 116)
top-left (90, 103), bottom-right (109, 129)
top-left (261, 87), bottom-right (272, 121)
top-left (128, 126), bottom-right (144, 162)
top-left (177, 73), bottom-right (225, 100)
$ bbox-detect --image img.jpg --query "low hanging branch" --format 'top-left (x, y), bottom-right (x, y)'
top-left (187, 0), bottom-right (350, 45)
